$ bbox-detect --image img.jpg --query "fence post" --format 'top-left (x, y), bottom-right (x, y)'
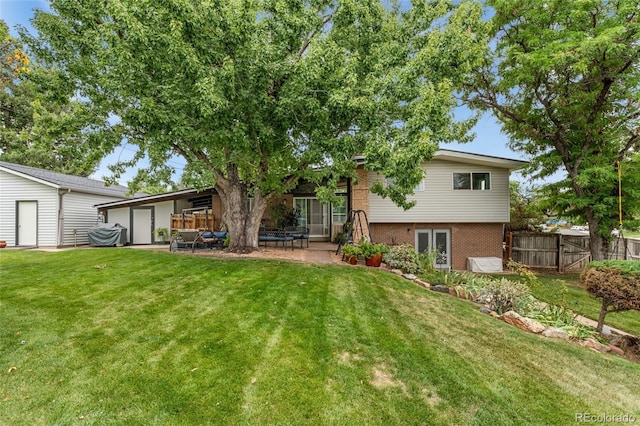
top-left (624, 237), bottom-right (629, 260)
top-left (558, 234), bottom-right (564, 273)
top-left (504, 232), bottom-right (512, 263)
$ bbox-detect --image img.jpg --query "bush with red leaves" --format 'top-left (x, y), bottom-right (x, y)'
top-left (582, 261), bottom-right (640, 334)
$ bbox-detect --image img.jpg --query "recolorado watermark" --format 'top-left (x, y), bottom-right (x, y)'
top-left (576, 413), bottom-right (637, 423)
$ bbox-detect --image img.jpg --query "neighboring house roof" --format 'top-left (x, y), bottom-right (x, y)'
top-left (0, 161), bottom-right (136, 198)
top-left (354, 149), bottom-right (528, 170)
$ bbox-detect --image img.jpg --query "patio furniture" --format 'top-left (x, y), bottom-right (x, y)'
top-left (284, 226), bottom-right (310, 248)
top-left (192, 231), bottom-right (227, 252)
top-left (259, 228), bottom-right (295, 250)
top-left (169, 229), bottom-right (200, 252)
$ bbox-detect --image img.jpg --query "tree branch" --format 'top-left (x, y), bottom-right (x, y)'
top-left (296, 13), bottom-right (333, 59)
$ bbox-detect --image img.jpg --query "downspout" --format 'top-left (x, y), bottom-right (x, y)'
top-left (346, 177), bottom-right (352, 214)
top-left (57, 188), bottom-right (71, 247)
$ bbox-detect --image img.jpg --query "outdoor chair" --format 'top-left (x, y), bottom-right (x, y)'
top-left (284, 226), bottom-right (310, 248)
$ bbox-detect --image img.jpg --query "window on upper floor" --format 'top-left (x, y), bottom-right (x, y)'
top-left (385, 177), bottom-right (425, 192)
top-left (453, 172), bottom-right (491, 190)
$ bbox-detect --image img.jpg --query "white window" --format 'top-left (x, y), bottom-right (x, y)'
top-left (332, 196), bottom-right (347, 224)
top-left (386, 177), bottom-right (425, 192)
top-left (453, 172), bottom-right (490, 190)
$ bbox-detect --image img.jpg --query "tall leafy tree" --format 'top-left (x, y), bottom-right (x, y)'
top-left (27, 0), bottom-right (486, 252)
top-left (1, 20), bottom-right (115, 176)
top-left (464, 0), bottom-right (640, 260)
top-left (508, 181), bottom-right (546, 231)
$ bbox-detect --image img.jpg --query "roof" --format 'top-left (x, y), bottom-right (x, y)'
top-left (354, 149), bottom-right (528, 171)
top-left (94, 187), bottom-right (217, 209)
top-left (432, 149), bottom-right (528, 170)
top-left (91, 149), bottom-right (528, 210)
top-left (0, 161), bottom-right (136, 198)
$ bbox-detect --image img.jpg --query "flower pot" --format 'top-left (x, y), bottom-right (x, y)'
top-left (365, 253), bottom-right (383, 267)
top-left (345, 255), bottom-right (358, 265)
top-left (0, 241), bottom-right (6, 249)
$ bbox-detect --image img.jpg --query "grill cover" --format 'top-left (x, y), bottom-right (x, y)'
top-left (467, 257), bottom-right (503, 273)
top-left (88, 224), bottom-right (128, 246)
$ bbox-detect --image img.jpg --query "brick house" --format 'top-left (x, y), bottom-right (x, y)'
top-left (95, 149), bottom-right (525, 270)
top-left (349, 149), bottom-right (526, 270)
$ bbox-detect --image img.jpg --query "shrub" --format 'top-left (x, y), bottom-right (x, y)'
top-left (582, 260), bottom-right (640, 333)
top-left (427, 271), bottom-right (482, 291)
top-left (478, 278), bottom-right (532, 314)
top-left (418, 249), bottom-right (438, 274)
top-left (341, 243), bottom-right (361, 258)
top-left (527, 304), bottom-right (597, 340)
top-left (383, 244), bottom-right (422, 274)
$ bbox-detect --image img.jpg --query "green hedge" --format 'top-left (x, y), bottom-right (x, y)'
top-left (587, 260), bottom-right (640, 275)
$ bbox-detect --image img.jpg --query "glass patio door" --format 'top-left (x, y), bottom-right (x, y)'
top-left (294, 198), bottom-right (328, 238)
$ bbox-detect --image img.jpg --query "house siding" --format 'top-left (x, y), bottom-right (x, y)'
top-left (0, 170), bottom-right (59, 246)
top-left (153, 201), bottom-right (174, 242)
top-left (106, 208), bottom-right (131, 242)
top-left (368, 160), bottom-right (510, 223)
top-left (61, 192), bottom-right (123, 246)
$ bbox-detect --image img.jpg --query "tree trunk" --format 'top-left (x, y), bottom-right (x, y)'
top-left (221, 186), bottom-right (267, 253)
top-left (596, 301), bottom-right (609, 333)
top-left (215, 163), bottom-right (270, 253)
top-left (585, 210), bottom-right (609, 261)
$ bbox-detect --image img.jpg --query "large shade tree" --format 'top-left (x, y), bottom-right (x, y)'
top-left (1, 20), bottom-right (115, 176)
top-left (26, 0), bottom-right (486, 252)
top-left (464, 0), bottom-right (640, 261)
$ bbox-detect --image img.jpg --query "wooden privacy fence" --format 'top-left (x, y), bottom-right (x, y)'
top-left (170, 209), bottom-right (215, 233)
top-left (505, 232), bottom-right (640, 272)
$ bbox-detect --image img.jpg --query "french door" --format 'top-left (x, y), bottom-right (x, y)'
top-left (416, 229), bottom-right (451, 271)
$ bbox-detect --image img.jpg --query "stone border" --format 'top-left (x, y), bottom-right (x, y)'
top-left (388, 268), bottom-right (634, 359)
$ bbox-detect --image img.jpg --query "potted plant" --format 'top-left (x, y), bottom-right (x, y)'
top-left (359, 240), bottom-right (388, 267)
top-left (341, 243), bottom-right (361, 265)
top-left (154, 227), bottom-right (169, 244)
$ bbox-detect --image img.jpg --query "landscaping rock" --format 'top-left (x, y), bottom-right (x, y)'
top-left (607, 335), bottom-right (640, 356)
top-left (391, 269), bottom-right (404, 276)
top-left (581, 338), bottom-right (603, 351)
top-left (609, 345), bottom-right (625, 356)
top-left (541, 327), bottom-right (569, 340)
top-left (479, 306), bottom-right (492, 314)
top-left (489, 311), bottom-right (500, 318)
top-left (403, 273), bottom-right (417, 280)
top-left (431, 285), bottom-right (450, 294)
top-left (414, 279), bottom-right (431, 289)
top-left (499, 311), bottom-right (545, 334)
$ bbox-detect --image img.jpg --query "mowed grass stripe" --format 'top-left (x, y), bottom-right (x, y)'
top-left (1, 249), bottom-right (639, 425)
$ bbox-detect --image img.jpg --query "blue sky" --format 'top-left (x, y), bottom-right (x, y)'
top-left (2, 0), bottom-right (531, 185)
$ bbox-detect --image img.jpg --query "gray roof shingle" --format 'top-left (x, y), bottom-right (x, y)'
top-left (0, 161), bottom-right (136, 198)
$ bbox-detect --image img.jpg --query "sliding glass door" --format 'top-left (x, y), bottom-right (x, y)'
top-left (294, 198), bottom-right (329, 238)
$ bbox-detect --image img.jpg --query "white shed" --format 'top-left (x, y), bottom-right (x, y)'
top-left (0, 161), bottom-right (136, 247)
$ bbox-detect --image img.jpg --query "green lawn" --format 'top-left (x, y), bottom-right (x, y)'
top-left (498, 273), bottom-right (640, 337)
top-left (1, 249), bottom-right (639, 425)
